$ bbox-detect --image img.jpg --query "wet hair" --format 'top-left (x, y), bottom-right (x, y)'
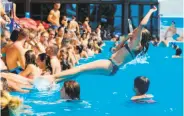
top-left (134, 76), bottom-right (150, 95)
top-left (10, 30), bottom-right (19, 42)
top-left (140, 29), bottom-right (152, 55)
top-left (175, 48), bottom-right (182, 56)
top-left (63, 80), bottom-right (80, 100)
top-left (25, 50), bottom-right (36, 68)
top-left (1, 77), bottom-right (9, 91)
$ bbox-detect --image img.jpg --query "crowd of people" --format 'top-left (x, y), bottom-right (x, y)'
top-left (0, 2), bottom-right (181, 115)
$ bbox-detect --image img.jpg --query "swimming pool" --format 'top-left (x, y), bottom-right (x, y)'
top-left (12, 41), bottom-right (183, 116)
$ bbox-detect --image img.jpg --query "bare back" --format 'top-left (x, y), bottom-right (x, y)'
top-left (50, 57), bottom-right (61, 74)
top-left (69, 20), bottom-right (79, 32)
top-left (6, 42), bottom-right (26, 70)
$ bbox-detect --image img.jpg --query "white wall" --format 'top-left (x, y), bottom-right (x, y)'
top-left (159, 0), bottom-right (184, 17)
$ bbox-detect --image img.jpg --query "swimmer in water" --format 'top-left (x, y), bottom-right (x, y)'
top-left (131, 76), bottom-right (154, 103)
top-left (60, 80), bottom-right (80, 100)
top-left (38, 6), bottom-right (157, 84)
top-left (171, 43), bottom-right (182, 58)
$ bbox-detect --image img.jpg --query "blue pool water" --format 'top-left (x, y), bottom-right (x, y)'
top-left (12, 41), bottom-right (183, 116)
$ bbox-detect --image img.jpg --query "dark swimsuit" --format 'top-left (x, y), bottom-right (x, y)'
top-left (108, 44), bottom-right (137, 75)
top-left (9, 67), bottom-right (24, 74)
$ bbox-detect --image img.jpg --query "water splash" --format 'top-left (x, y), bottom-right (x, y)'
top-left (33, 77), bottom-right (60, 92)
top-left (34, 112), bottom-right (55, 116)
top-left (25, 99), bottom-right (66, 105)
top-left (121, 53), bottom-right (149, 70)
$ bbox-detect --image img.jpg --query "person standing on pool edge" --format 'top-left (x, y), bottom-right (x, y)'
top-left (47, 2), bottom-right (61, 29)
top-left (39, 6), bottom-right (157, 83)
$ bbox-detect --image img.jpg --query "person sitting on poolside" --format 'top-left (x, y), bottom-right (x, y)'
top-left (60, 80), bottom-right (80, 100)
top-left (19, 50), bottom-right (42, 79)
top-left (171, 43), bottom-right (182, 58)
top-left (131, 76), bottom-right (154, 103)
top-left (47, 2), bottom-right (61, 29)
top-left (37, 6), bottom-right (157, 84)
top-left (6, 29), bottom-right (30, 74)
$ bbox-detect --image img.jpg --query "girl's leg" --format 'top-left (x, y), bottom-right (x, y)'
top-left (54, 59), bottom-right (112, 81)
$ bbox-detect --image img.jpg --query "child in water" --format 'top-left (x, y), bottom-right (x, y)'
top-left (131, 76), bottom-right (155, 103)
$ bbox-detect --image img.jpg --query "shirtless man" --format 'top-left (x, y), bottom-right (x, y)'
top-left (83, 17), bottom-right (91, 33)
top-left (48, 29), bottom-right (56, 46)
top-left (46, 44), bottom-right (61, 74)
top-left (0, 59), bottom-right (32, 93)
top-left (47, 2), bottom-right (61, 29)
top-left (68, 16), bottom-right (79, 33)
top-left (6, 29), bottom-right (29, 74)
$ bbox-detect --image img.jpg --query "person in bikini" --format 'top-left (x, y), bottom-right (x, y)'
top-left (47, 2), bottom-right (61, 29)
top-left (37, 6), bottom-right (157, 83)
